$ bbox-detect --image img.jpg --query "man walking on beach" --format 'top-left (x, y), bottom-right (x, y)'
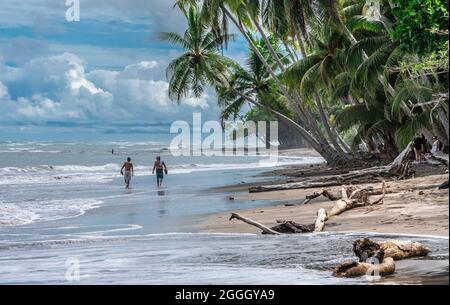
top-left (121, 157), bottom-right (134, 189)
top-left (152, 156), bottom-right (168, 187)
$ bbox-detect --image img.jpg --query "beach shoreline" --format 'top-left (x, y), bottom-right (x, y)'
top-left (201, 165), bottom-right (449, 238)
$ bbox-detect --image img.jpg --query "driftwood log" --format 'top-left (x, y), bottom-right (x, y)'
top-left (353, 238), bottom-right (429, 261)
top-left (269, 220), bottom-right (315, 234)
top-left (432, 151), bottom-right (449, 166)
top-left (249, 168), bottom-right (391, 193)
top-left (314, 209), bottom-right (327, 232)
top-left (230, 182), bottom-right (387, 234)
top-left (332, 256), bottom-right (396, 278)
top-left (333, 238), bottom-right (430, 278)
top-left (284, 189), bottom-right (341, 206)
top-left (314, 182), bottom-right (387, 232)
top-left (327, 182), bottom-right (386, 218)
top-left (229, 213), bottom-right (281, 235)
top-left (250, 143), bottom-right (416, 194)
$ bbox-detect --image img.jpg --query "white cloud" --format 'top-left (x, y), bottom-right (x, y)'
top-left (0, 53), bottom-right (214, 123)
top-left (15, 96), bottom-right (80, 120)
top-left (0, 81), bottom-right (9, 100)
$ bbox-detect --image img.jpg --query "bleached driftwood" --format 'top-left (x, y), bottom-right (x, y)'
top-left (333, 238), bottom-right (429, 278)
top-left (379, 240), bottom-right (430, 260)
top-left (249, 167), bottom-right (393, 193)
top-left (328, 182), bottom-right (386, 217)
top-left (314, 208), bottom-right (327, 232)
top-left (231, 182), bottom-right (387, 235)
top-left (353, 238), bottom-right (429, 262)
top-left (250, 143), bottom-right (415, 194)
top-left (332, 257), bottom-right (395, 278)
top-left (388, 142), bottom-right (413, 175)
top-left (229, 213), bottom-right (281, 235)
top-left (430, 151), bottom-right (449, 166)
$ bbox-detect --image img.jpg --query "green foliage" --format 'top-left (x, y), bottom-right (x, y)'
top-left (390, 0), bottom-right (449, 56)
top-left (162, 6), bottom-right (234, 102)
top-left (168, 0), bottom-right (449, 157)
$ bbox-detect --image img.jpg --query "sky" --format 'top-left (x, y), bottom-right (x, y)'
top-left (0, 0), bottom-right (248, 140)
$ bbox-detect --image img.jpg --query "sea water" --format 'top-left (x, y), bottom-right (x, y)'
top-left (0, 140), bottom-right (448, 284)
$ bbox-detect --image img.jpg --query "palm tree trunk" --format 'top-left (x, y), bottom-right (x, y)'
top-left (335, 127), bottom-right (352, 152)
top-left (296, 32), bottom-right (307, 57)
top-left (313, 94), bottom-right (346, 153)
top-left (252, 17), bottom-right (349, 154)
top-left (295, 27), bottom-right (350, 153)
top-left (437, 108), bottom-right (449, 140)
top-left (282, 40), bottom-right (298, 62)
top-left (222, 7), bottom-right (348, 164)
top-left (230, 89), bottom-right (345, 165)
top-left (223, 7), bottom-right (352, 165)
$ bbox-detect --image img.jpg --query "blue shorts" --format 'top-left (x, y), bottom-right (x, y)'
top-left (156, 170), bottom-right (164, 179)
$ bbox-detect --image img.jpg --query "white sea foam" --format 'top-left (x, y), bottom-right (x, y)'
top-left (0, 199), bottom-right (103, 227)
top-left (0, 156), bottom-right (324, 185)
top-left (167, 157), bottom-right (324, 174)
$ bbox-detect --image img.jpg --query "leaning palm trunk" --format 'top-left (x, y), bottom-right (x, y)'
top-left (294, 30), bottom-right (352, 153)
top-left (231, 89), bottom-right (346, 164)
top-left (251, 17), bottom-right (349, 155)
top-left (437, 108), bottom-right (449, 140)
top-left (223, 7), bottom-right (348, 165)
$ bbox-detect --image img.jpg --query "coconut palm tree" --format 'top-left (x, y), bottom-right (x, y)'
top-left (168, 0), bottom-right (449, 163)
top-left (163, 5), bottom-right (339, 162)
top-left (217, 36), bottom-right (292, 126)
top-left (161, 5), bottom-right (234, 102)
top-left (175, 0), bottom-right (352, 165)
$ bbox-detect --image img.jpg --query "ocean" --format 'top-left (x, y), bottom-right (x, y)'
top-left (0, 140), bottom-right (448, 284)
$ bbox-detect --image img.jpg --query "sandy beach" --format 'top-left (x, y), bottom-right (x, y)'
top-left (202, 172), bottom-right (449, 237)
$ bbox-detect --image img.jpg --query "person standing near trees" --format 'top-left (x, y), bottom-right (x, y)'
top-left (413, 136), bottom-right (426, 163)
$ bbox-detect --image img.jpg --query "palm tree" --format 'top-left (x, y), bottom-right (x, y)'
top-left (175, 0), bottom-right (351, 165)
top-left (217, 36), bottom-right (292, 126)
top-left (168, 0), bottom-right (449, 164)
top-left (161, 5), bottom-right (233, 102)
top-left (163, 5), bottom-right (332, 161)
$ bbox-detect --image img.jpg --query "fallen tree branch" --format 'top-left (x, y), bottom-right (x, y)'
top-left (271, 220), bottom-right (314, 233)
top-left (314, 208), bottom-right (327, 232)
top-left (284, 189), bottom-right (341, 206)
top-left (229, 213), bottom-right (281, 235)
top-left (250, 144), bottom-right (414, 194)
top-left (328, 182), bottom-right (386, 217)
top-left (233, 182), bottom-right (387, 235)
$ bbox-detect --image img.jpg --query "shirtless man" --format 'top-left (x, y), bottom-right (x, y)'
top-left (121, 157), bottom-right (134, 189)
top-left (152, 156), bottom-right (167, 187)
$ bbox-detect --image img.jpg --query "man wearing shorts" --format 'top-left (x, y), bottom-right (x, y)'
top-left (121, 157), bottom-right (134, 189)
top-left (152, 156), bottom-right (168, 187)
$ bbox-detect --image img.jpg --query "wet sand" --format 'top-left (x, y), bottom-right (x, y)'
top-left (202, 174), bottom-right (449, 237)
